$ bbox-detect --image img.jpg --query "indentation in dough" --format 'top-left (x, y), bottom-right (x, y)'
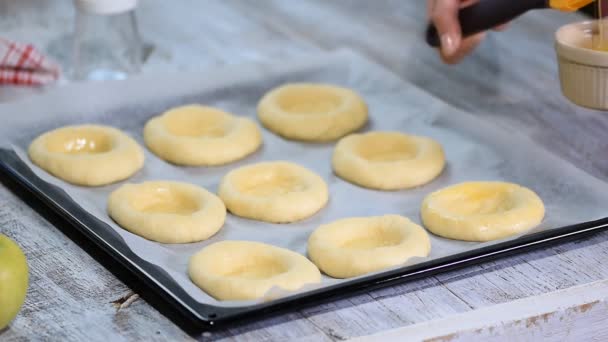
top-left (108, 181), bottom-right (225, 243)
top-left (144, 105), bottom-right (262, 166)
top-left (332, 131), bottom-right (445, 190)
top-left (219, 161), bottom-right (328, 223)
top-left (432, 185), bottom-right (516, 216)
top-left (421, 181), bottom-right (545, 242)
top-left (258, 83), bottom-right (368, 142)
top-left (238, 168), bottom-right (308, 197)
top-left (307, 215), bottom-right (431, 278)
top-left (129, 185), bottom-right (200, 215)
top-left (222, 256), bottom-right (289, 279)
top-left (45, 129), bottom-right (114, 154)
top-left (356, 133), bottom-right (418, 162)
top-left (340, 225), bottom-right (404, 250)
top-left (161, 106), bottom-right (233, 137)
top-left (29, 125), bottom-right (144, 186)
top-left (188, 240), bottom-right (321, 300)
top-left (277, 87), bottom-right (342, 114)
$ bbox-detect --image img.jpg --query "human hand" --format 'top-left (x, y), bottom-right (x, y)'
top-left (427, 0), bottom-right (508, 64)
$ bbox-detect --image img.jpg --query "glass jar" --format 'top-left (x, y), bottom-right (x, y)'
top-left (72, 0), bottom-right (142, 81)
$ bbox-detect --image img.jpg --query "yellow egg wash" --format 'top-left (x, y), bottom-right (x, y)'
top-left (595, 0), bottom-right (608, 51)
top-left (548, 0), bottom-right (608, 50)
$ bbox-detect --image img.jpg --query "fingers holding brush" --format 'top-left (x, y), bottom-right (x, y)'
top-left (428, 0), bottom-right (468, 58)
top-left (427, 0), bottom-right (508, 64)
top-left (441, 32), bottom-right (485, 64)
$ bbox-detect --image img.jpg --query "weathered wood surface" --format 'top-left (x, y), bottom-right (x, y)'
top-left (0, 1), bottom-right (607, 341)
top-left (354, 279), bottom-right (608, 341)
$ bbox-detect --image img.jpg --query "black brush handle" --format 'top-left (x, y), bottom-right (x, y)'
top-left (426, 0), bottom-right (548, 47)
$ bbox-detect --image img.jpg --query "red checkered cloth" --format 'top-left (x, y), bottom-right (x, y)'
top-left (0, 38), bottom-right (60, 86)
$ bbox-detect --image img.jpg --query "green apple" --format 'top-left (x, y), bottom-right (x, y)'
top-left (0, 234), bottom-right (28, 330)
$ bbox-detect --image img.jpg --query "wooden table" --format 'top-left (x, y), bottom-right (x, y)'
top-left (1, 1), bottom-right (607, 341)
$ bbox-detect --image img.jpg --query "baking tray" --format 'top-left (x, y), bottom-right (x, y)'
top-left (0, 49), bottom-right (607, 330)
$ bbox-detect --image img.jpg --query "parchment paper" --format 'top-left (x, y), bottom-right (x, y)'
top-left (1, 49), bottom-right (607, 308)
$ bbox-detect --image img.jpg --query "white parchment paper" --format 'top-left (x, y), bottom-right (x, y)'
top-left (1, 49), bottom-right (607, 308)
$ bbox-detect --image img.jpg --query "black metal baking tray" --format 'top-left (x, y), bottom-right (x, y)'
top-left (1, 148), bottom-right (607, 331)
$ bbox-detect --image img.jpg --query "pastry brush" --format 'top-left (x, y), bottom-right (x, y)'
top-left (426, 0), bottom-right (595, 47)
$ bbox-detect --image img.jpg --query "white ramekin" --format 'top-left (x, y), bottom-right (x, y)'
top-left (555, 20), bottom-right (608, 110)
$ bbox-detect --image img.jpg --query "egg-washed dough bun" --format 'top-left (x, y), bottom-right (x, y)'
top-left (189, 240), bottom-right (321, 301)
top-left (332, 131), bottom-right (445, 190)
top-left (108, 181), bottom-right (226, 243)
top-left (308, 215), bottom-right (431, 278)
top-left (144, 104), bottom-right (262, 166)
top-left (257, 83), bottom-right (368, 142)
top-left (218, 161), bottom-right (328, 223)
top-left (28, 124), bottom-right (144, 186)
top-left (421, 181), bottom-right (545, 242)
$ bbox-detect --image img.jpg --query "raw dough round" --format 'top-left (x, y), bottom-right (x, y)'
top-left (108, 181), bottom-right (226, 243)
top-left (189, 240), bottom-right (321, 300)
top-left (144, 104), bottom-right (262, 166)
top-left (218, 161), bottom-right (328, 223)
top-left (332, 131), bottom-right (445, 190)
top-left (28, 124), bottom-right (144, 186)
top-left (307, 215), bottom-right (431, 278)
top-left (421, 181), bottom-right (545, 242)
top-left (257, 83), bottom-right (368, 142)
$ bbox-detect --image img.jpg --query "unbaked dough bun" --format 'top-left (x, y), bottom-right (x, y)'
top-left (144, 104), bottom-right (262, 166)
top-left (218, 161), bottom-right (328, 223)
top-left (189, 240), bottom-right (321, 300)
top-left (257, 83), bottom-right (368, 142)
top-left (421, 181), bottom-right (545, 242)
top-left (307, 215), bottom-right (431, 278)
top-left (108, 181), bottom-right (226, 243)
top-left (332, 131), bottom-right (445, 190)
top-left (28, 124), bottom-right (144, 186)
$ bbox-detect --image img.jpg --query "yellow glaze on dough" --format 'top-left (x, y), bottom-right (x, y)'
top-left (28, 124), bottom-right (144, 186)
top-left (218, 161), bottom-right (328, 223)
top-left (144, 104), bottom-right (262, 166)
top-left (257, 83), bottom-right (368, 142)
top-left (307, 215), bottom-right (431, 278)
top-left (108, 181), bottom-right (226, 243)
top-left (189, 240), bottom-right (321, 300)
top-left (421, 181), bottom-right (545, 242)
top-left (332, 131), bottom-right (445, 190)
